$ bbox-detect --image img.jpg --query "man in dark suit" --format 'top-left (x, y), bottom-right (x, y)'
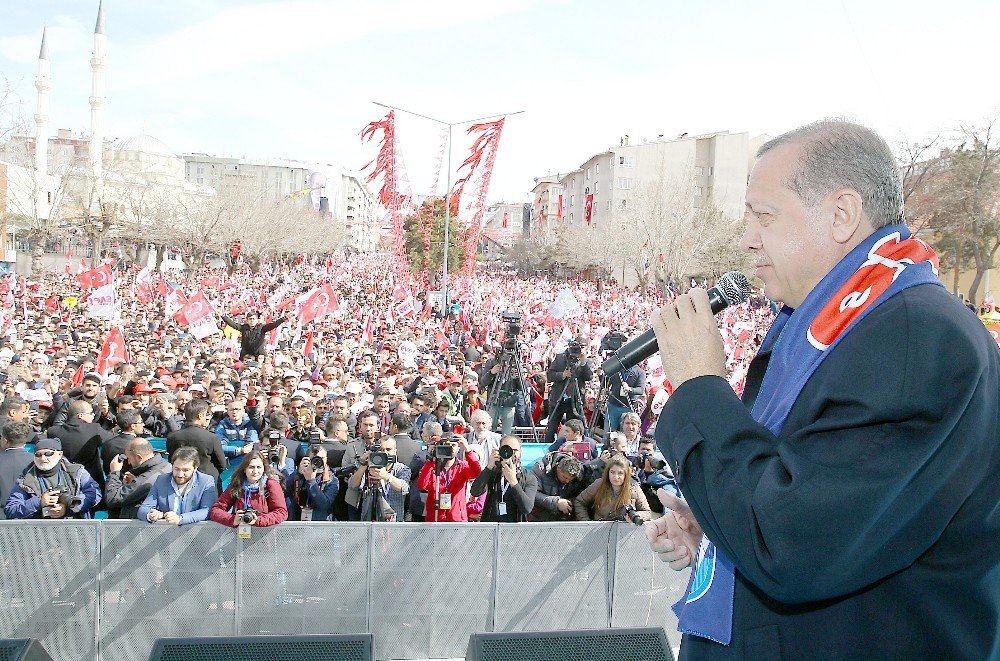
top-left (543, 339), bottom-right (594, 446)
top-left (166, 398), bottom-right (227, 490)
top-left (387, 413), bottom-right (419, 467)
top-left (646, 120), bottom-right (1000, 659)
top-left (46, 400), bottom-right (112, 492)
top-left (0, 422), bottom-right (35, 518)
top-left (101, 409), bottom-right (145, 478)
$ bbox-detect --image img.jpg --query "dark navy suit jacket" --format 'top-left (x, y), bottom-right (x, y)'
top-left (656, 284), bottom-right (1000, 659)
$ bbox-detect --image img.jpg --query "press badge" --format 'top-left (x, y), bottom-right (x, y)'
top-left (438, 492), bottom-right (452, 510)
top-left (498, 502), bottom-right (507, 516)
top-left (238, 523), bottom-right (252, 539)
top-left (301, 507), bottom-right (313, 521)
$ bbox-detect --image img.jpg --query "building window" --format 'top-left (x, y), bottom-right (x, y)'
top-left (586, 168), bottom-right (591, 180)
top-left (694, 186), bottom-right (703, 196)
top-left (707, 166), bottom-right (713, 176)
top-left (605, 200), bottom-right (611, 211)
top-left (620, 199), bottom-right (628, 209)
top-left (619, 156), bottom-right (634, 167)
top-left (695, 166), bottom-right (704, 176)
top-left (617, 178), bottom-right (632, 190)
top-left (570, 195), bottom-right (575, 206)
top-left (47, 191), bottom-right (52, 204)
top-left (594, 182), bottom-right (599, 195)
top-left (596, 163), bottom-right (600, 175)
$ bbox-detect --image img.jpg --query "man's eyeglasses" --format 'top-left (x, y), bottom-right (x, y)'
top-left (34, 450), bottom-right (57, 458)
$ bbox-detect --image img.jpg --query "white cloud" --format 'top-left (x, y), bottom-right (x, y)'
top-left (0, 14), bottom-right (89, 64)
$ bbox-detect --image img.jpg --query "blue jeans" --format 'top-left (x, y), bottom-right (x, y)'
top-left (604, 402), bottom-right (631, 437)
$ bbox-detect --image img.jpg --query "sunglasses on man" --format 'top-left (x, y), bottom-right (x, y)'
top-left (34, 450), bottom-right (58, 458)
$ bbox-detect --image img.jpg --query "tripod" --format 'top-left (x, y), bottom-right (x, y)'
top-left (485, 338), bottom-right (539, 443)
top-left (587, 352), bottom-right (639, 440)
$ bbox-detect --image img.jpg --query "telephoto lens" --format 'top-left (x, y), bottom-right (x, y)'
top-left (309, 456), bottom-right (325, 471)
top-left (498, 445), bottom-right (515, 461)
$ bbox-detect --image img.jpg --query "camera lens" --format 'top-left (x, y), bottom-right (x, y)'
top-left (499, 445), bottom-right (514, 461)
top-left (310, 456), bottom-right (325, 470)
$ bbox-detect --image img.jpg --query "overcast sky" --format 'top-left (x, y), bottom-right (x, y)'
top-left (1, 0), bottom-right (998, 204)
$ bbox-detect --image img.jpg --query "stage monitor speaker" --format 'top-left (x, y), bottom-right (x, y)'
top-left (148, 633), bottom-right (373, 661)
top-left (466, 627), bottom-right (674, 661)
top-left (0, 639), bottom-right (53, 661)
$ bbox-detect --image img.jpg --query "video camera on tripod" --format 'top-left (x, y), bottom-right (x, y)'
top-left (501, 310), bottom-right (522, 350)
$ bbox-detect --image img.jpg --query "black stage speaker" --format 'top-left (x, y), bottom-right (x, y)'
top-left (0, 639), bottom-right (53, 661)
top-left (466, 627), bottom-right (674, 661)
top-left (148, 633), bottom-right (373, 661)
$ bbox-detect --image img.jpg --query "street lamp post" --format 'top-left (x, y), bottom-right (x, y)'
top-left (372, 102), bottom-right (522, 312)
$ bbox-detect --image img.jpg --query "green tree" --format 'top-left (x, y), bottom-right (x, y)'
top-left (403, 198), bottom-right (466, 285)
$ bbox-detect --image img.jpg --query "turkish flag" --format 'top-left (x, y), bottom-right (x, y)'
top-left (359, 314), bottom-right (374, 346)
top-left (303, 331), bottom-right (314, 358)
top-left (96, 326), bottom-right (128, 375)
top-left (77, 264), bottom-right (113, 290)
top-left (44, 295), bottom-right (59, 314)
top-left (230, 300), bottom-right (249, 316)
top-left (435, 328), bottom-right (450, 352)
top-left (584, 194), bottom-right (594, 224)
top-left (298, 282), bottom-right (339, 325)
top-left (174, 290), bottom-right (219, 340)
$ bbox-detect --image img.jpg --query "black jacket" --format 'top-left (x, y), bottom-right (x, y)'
top-left (104, 455), bottom-right (171, 519)
top-left (166, 425), bottom-right (227, 487)
top-left (221, 315), bottom-right (286, 358)
top-left (656, 284), bottom-right (1000, 659)
top-left (46, 419), bottom-right (112, 488)
top-left (546, 351), bottom-right (594, 412)
top-left (470, 463), bottom-right (538, 522)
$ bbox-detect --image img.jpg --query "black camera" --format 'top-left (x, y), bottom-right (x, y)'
top-left (333, 463), bottom-right (358, 479)
top-left (502, 310), bottom-right (522, 339)
top-left (368, 451), bottom-right (391, 469)
top-left (309, 456), bottom-right (325, 471)
top-left (309, 429), bottom-right (322, 444)
top-left (432, 442), bottom-right (455, 460)
top-left (567, 341), bottom-right (584, 360)
top-left (498, 445), bottom-right (515, 461)
top-left (639, 452), bottom-right (667, 472)
top-left (241, 507), bottom-right (257, 524)
top-left (267, 430), bottom-right (281, 444)
top-left (603, 331), bottom-right (627, 352)
top-left (267, 447), bottom-right (282, 465)
top-left (622, 503), bottom-right (644, 526)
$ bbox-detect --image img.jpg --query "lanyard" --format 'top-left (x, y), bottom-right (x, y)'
top-left (438, 465), bottom-right (454, 495)
top-left (38, 466), bottom-right (65, 494)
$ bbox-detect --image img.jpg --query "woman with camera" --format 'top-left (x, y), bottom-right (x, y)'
top-left (285, 446), bottom-right (339, 521)
top-left (209, 451), bottom-right (288, 528)
top-left (573, 455), bottom-right (651, 522)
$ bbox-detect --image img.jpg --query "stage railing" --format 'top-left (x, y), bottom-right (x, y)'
top-left (0, 521), bottom-right (689, 660)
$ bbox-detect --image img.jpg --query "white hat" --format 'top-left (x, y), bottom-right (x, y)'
top-left (297, 379), bottom-right (313, 391)
top-left (289, 389), bottom-right (310, 401)
top-left (283, 369), bottom-right (299, 379)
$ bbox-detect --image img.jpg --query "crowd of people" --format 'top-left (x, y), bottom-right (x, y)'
top-left (0, 254), bottom-right (775, 528)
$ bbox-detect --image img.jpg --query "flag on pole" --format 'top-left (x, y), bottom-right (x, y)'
top-left (96, 326), bottom-right (128, 376)
top-left (174, 290), bottom-right (220, 340)
top-left (77, 264), bottom-right (113, 290)
top-left (298, 282), bottom-right (339, 325)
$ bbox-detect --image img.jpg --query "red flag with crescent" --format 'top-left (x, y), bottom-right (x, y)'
top-left (77, 264), bottom-right (113, 290)
top-left (298, 282), bottom-right (339, 325)
top-left (96, 326), bottom-right (128, 376)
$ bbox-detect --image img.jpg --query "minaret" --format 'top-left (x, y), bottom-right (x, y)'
top-left (89, 0), bottom-right (106, 194)
top-left (34, 28), bottom-right (50, 207)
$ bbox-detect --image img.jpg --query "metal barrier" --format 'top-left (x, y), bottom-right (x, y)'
top-left (0, 521), bottom-right (689, 661)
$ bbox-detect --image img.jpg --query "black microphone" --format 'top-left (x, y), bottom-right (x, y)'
top-left (600, 271), bottom-right (752, 376)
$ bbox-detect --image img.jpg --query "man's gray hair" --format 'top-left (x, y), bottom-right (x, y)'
top-left (756, 119), bottom-right (903, 228)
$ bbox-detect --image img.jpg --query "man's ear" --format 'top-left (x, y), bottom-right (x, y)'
top-left (829, 188), bottom-right (867, 244)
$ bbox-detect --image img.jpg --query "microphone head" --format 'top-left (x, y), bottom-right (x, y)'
top-left (717, 271), bottom-right (752, 306)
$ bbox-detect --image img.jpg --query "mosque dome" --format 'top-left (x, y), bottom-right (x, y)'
top-left (116, 134), bottom-right (174, 157)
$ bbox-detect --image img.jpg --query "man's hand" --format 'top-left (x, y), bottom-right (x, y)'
top-left (500, 459), bottom-right (518, 486)
top-left (46, 502), bottom-right (67, 518)
top-left (163, 511), bottom-right (182, 525)
top-left (300, 460), bottom-right (316, 481)
top-left (490, 364), bottom-right (500, 375)
top-left (487, 449), bottom-right (500, 470)
top-left (40, 490), bottom-right (60, 507)
top-left (109, 454), bottom-right (125, 473)
top-left (122, 472), bottom-right (135, 485)
top-left (650, 288), bottom-right (726, 389)
top-left (241, 443), bottom-right (254, 455)
top-left (369, 466), bottom-right (390, 481)
top-left (556, 498), bottom-right (573, 516)
top-left (147, 509), bottom-right (165, 523)
top-left (563, 368), bottom-right (572, 378)
top-left (644, 490), bottom-right (703, 571)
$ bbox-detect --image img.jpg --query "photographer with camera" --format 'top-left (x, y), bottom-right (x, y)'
top-left (479, 312), bottom-right (528, 436)
top-left (104, 437), bottom-right (170, 519)
top-left (209, 451), bottom-right (288, 528)
top-left (286, 446), bottom-right (339, 521)
top-left (603, 353), bottom-right (646, 439)
top-left (257, 426), bottom-right (295, 479)
top-left (544, 337), bottom-right (594, 446)
top-left (529, 452), bottom-right (595, 521)
top-left (344, 435), bottom-right (410, 522)
top-left (341, 409), bottom-right (380, 469)
top-left (470, 435), bottom-right (537, 522)
top-left (631, 437), bottom-right (679, 515)
top-left (417, 433), bottom-right (481, 522)
top-left (573, 454), bottom-right (651, 523)
top-left (4, 438), bottom-right (102, 519)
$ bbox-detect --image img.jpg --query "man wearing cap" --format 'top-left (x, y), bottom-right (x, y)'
top-left (220, 311), bottom-right (287, 359)
top-left (4, 438), bottom-right (102, 519)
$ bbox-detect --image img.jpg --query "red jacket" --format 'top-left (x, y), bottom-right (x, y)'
top-left (417, 453), bottom-right (482, 522)
top-left (209, 477), bottom-right (288, 527)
